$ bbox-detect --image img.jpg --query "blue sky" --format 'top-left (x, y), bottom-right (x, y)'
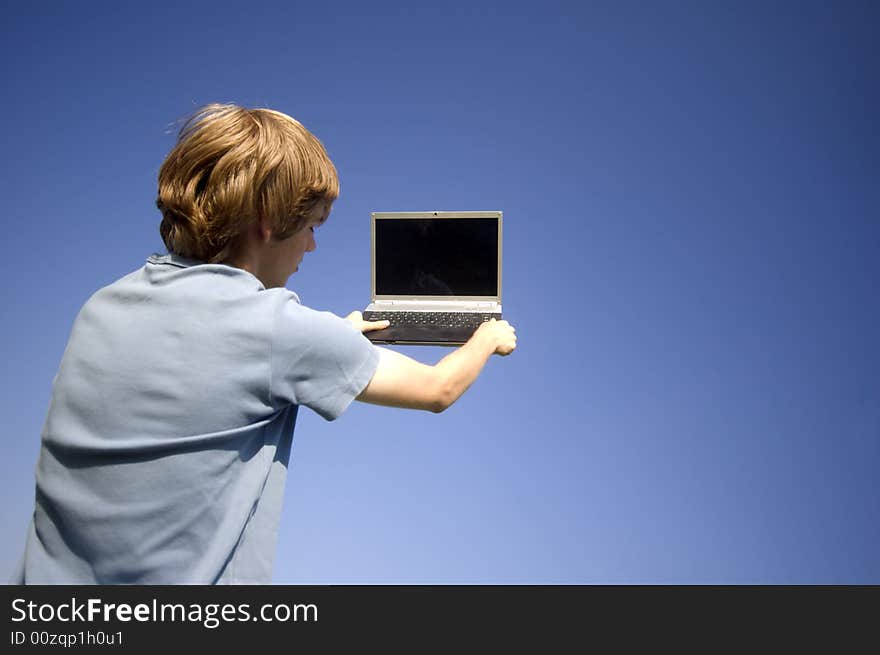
top-left (1, 0), bottom-right (878, 583)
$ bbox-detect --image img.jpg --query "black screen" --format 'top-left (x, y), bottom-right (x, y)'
top-left (375, 218), bottom-right (499, 296)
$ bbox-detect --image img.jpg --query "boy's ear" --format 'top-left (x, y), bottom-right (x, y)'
top-left (258, 216), bottom-right (273, 243)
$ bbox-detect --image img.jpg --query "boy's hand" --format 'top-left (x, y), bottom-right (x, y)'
top-left (472, 318), bottom-right (517, 356)
top-left (345, 311), bottom-right (390, 333)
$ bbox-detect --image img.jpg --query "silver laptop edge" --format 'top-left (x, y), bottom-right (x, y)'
top-left (367, 211), bottom-right (503, 313)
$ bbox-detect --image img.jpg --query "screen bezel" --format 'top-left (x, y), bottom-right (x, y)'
top-left (370, 211), bottom-right (503, 302)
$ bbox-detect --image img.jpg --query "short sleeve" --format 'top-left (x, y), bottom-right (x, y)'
top-left (270, 296), bottom-right (379, 421)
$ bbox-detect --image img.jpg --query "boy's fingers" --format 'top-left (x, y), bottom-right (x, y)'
top-left (362, 320), bottom-right (390, 332)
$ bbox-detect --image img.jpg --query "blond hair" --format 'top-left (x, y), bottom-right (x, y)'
top-left (156, 103), bottom-right (339, 263)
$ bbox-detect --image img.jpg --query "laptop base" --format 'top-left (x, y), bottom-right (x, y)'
top-left (365, 325), bottom-right (478, 346)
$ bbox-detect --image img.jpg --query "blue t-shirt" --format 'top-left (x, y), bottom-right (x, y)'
top-left (13, 253), bottom-right (379, 584)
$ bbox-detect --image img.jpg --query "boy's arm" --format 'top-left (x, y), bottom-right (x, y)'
top-left (355, 319), bottom-right (516, 413)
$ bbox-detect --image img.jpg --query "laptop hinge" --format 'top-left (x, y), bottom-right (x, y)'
top-left (374, 300), bottom-right (500, 310)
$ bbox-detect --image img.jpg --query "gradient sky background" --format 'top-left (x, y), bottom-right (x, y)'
top-left (1, 0), bottom-right (877, 583)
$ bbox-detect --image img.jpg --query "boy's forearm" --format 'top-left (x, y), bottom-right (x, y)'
top-left (433, 332), bottom-right (497, 410)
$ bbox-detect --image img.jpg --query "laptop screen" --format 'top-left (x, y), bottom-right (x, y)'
top-left (375, 217), bottom-right (499, 297)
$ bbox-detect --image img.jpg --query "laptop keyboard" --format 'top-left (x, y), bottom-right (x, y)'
top-left (363, 311), bottom-right (503, 329)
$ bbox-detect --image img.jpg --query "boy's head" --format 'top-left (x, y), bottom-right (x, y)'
top-left (156, 103), bottom-right (339, 264)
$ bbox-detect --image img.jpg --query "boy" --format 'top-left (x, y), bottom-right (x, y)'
top-left (14, 103), bottom-right (516, 583)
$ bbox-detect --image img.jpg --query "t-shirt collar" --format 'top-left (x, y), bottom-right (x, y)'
top-left (147, 252), bottom-right (205, 269)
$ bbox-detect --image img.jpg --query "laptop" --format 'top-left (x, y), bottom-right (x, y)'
top-left (362, 211), bottom-right (503, 346)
